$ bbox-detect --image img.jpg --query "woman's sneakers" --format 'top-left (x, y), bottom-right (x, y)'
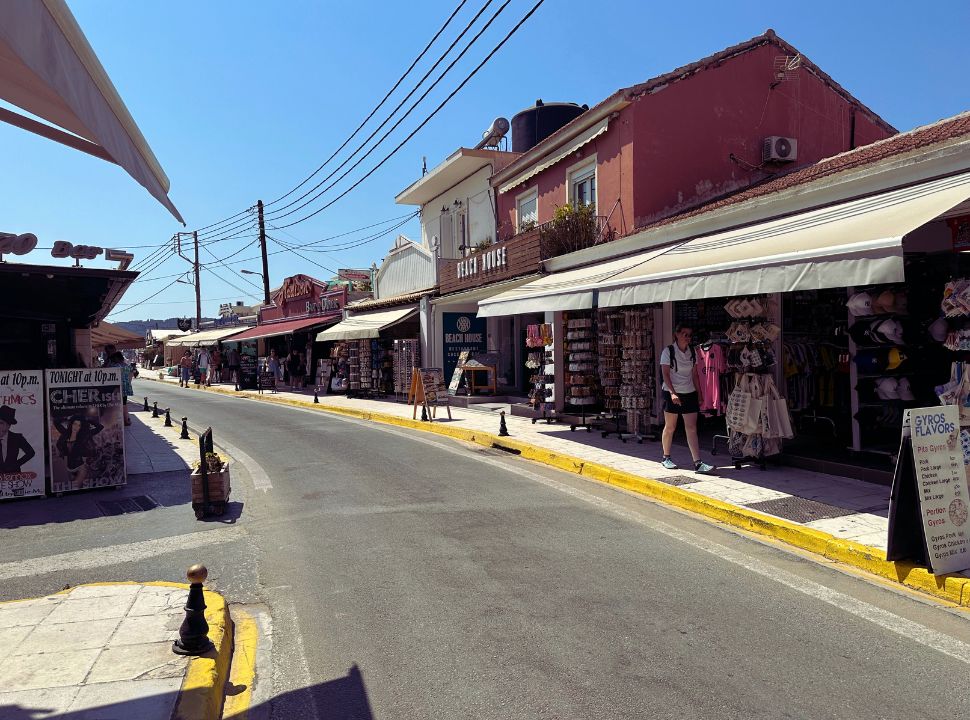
top-left (661, 456), bottom-right (678, 470)
top-left (694, 460), bottom-right (715, 475)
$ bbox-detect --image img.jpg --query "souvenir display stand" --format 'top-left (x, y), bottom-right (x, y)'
top-left (347, 339), bottom-right (392, 397)
top-left (526, 323), bottom-right (556, 424)
top-left (595, 307), bottom-right (657, 443)
top-left (563, 311), bottom-right (600, 432)
top-left (597, 310), bottom-right (624, 439)
top-left (393, 339), bottom-right (421, 401)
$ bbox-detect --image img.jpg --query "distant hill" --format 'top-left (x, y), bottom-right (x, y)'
top-left (115, 318), bottom-right (216, 336)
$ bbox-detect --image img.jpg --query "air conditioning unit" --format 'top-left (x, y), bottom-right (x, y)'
top-left (763, 136), bottom-right (798, 162)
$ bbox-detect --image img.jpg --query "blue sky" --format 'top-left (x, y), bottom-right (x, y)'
top-left (2, 1), bottom-right (968, 322)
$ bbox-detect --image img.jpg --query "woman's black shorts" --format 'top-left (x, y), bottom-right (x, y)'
top-left (662, 390), bottom-right (699, 415)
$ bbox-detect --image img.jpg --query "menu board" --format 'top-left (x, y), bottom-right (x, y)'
top-left (0, 370), bottom-right (45, 499)
top-left (910, 406), bottom-right (970, 574)
top-left (409, 368), bottom-right (451, 421)
top-left (238, 352), bottom-right (257, 390)
top-left (448, 350), bottom-right (470, 395)
top-left (46, 368), bottom-right (126, 494)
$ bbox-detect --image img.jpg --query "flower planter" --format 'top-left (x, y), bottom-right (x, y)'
top-left (190, 461), bottom-right (230, 519)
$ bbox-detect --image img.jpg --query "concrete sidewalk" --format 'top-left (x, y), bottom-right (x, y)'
top-left (146, 371), bottom-right (970, 607)
top-left (0, 408), bottom-right (234, 720)
top-left (0, 581), bottom-right (231, 720)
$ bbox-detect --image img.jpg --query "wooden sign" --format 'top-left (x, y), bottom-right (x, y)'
top-left (448, 350), bottom-right (471, 395)
top-left (409, 367), bottom-right (452, 421)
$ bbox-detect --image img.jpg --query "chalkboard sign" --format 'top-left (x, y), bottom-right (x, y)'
top-left (410, 367), bottom-right (451, 421)
top-left (238, 353), bottom-right (257, 390)
top-left (448, 350), bottom-right (470, 395)
top-left (258, 371), bottom-right (277, 394)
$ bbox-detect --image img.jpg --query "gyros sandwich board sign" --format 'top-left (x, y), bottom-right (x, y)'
top-left (888, 405), bottom-right (970, 574)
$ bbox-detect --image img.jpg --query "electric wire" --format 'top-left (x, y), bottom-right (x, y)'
top-left (270, 0), bottom-right (545, 230)
top-left (266, 234), bottom-right (337, 276)
top-left (265, 0), bottom-right (469, 209)
top-left (267, 0), bottom-right (496, 219)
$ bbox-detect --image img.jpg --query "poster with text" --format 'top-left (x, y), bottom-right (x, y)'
top-left (442, 312), bottom-right (486, 385)
top-left (0, 370), bottom-right (45, 499)
top-left (46, 368), bottom-right (126, 493)
top-left (911, 405), bottom-right (970, 574)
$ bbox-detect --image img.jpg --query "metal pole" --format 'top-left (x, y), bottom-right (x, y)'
top-left (257, 200), bottom-right (270, 305)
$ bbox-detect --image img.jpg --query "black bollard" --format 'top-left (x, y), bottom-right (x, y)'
top-left (143, 396), bottom-right (149, 412)
top-left (499, 410), bottom-right (510, 437)
top-left (172, 564), bottom-right (215, 656)
top-left (180, 417), bottom-right (190, 440)
top-left (165, 408), bottom-right (172, 427)
top-left (314, 389), bottom-right (320, 404)
top-left (152, 401), bottom-right (159, 418)
top-left (421, 404), bottom-right (429, 422)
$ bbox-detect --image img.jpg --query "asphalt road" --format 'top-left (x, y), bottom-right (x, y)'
top-left (5, 379), bottom-right (970, 719)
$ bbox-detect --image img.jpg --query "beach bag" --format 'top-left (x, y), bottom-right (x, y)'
top-left (763, 376), bottom-right (795, 439)
top-left (726, 375), bottom-right (762, 434)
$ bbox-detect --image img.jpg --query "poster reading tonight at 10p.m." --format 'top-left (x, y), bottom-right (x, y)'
top-left (46, 368), bottom-right (126, 494)
top-left (0, 370), bottom-right (45, 499)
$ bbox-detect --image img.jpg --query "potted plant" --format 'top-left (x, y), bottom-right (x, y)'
top-left (190, 452), bottom-right (230, 518)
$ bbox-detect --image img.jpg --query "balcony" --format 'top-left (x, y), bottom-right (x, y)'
top-left (500, 209), bottom-right (616, 261)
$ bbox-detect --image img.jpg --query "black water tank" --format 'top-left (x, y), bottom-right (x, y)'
top-left (511, 100), bottom-right (587, 153)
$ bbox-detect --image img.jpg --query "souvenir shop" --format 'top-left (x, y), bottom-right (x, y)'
top-left (482, 171), bottom-right (970, 479)
top-left (316, 305), bottom-right (423, 398)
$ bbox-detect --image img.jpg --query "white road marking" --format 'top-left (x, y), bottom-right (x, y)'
top-left (219, 438), bottom-right (273, 492)
top-left (0, 527), bottom-right (242, 581)
top-left (290, 406), bottom-right (970, 665)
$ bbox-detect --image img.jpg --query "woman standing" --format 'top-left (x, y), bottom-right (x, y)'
top-left (659, 324), bottom-right (715, 474)
top-left (268, 349), bottom-right (282, 386)
top-left (287, 350), bottom-right (304, 390)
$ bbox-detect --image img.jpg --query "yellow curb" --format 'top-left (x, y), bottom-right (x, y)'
top-left (144, 378), bottom-right (970, 608)
top-left (222, 607), bottom-right (258, 719)
top-left (173, 587), bottom-right (233, 720)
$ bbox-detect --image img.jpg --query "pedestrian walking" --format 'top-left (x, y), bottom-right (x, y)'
top-left (197, 347), bottom-right (210, 386)
top-left (659, 323), bottom-right (714, 474)
top-left (179, 350), bottom-right (192, 387)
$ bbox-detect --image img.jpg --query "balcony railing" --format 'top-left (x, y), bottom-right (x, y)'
top-left (537, 214), bottom-right (615, 260)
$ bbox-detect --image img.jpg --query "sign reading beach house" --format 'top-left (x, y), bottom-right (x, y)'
top-left (910, 405), bottom-right (970, 573)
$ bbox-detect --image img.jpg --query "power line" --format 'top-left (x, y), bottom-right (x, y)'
top-left (267, 0), bottom-right (496, 219)
top-left (266, 234), bottom-right (337, 276)
top-left (271, 0), bottom-right (545, 231)
top-left (265, 0), bottom-right (469, 209)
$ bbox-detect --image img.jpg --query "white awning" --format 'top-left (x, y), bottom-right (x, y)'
top-left (498, 117), bottom-right (609, 194)
top-left (316, 306), bottom-right (418, 341)
top-left (476, 248), bottom-right (670, 317)
top-left (482, 171), bottom-right (970, 315)
top-left (0, 0), bottom-right (182, 221)
top-left (166, 326), bottom-right (249, 347)
top-left (599, 171), bottom-right (970, 308)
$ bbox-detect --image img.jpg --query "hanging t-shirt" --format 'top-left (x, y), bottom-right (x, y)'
top-left (660, 344), bottom-right (696, 394)
top-left (696, 343), bottom-right (726, 413)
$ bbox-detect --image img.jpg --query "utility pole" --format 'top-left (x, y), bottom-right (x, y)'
top-left (193, 230), bottom-right (201, 331)
top-left (257, 200), bottom-right (270, 305)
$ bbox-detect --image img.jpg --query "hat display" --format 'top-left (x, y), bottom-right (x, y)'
top-left (875, 377), bottom-right (899, 400)
top-left (872, 318), bottom-right (905, 345)
top-left (896, 377), bottom-right (915, 402)
top-left (847, 292), bottom-right (873, 316)
top-left (873, 289), bottom-right (896, 314)
top-left (853, 349), bottom-right (884, 374)
top-left (887, 347), bottom-right (907, 371)
top-left (0, 405), bottom-right (17, 425)
top-left (893, 291), bottom-right (908, 314)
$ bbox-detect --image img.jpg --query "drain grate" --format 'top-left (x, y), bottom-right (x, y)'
top-left (746, 496), bottom-right (857, 523)
top-left (96, 495), bottom-right (158, 516)
top-left (654, 475), bottom-right (701, 487)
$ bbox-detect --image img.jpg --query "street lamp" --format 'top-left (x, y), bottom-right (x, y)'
top-left (240, 269), bottom-right (264, 279)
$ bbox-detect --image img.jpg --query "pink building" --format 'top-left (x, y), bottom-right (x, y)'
top-left (492, 30), bottom-right (895, 247)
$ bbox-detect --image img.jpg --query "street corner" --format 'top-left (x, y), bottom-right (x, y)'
top-left (171, 584), bottom-right (234, 720)
top-left (220, 604), bottom-right (266, 720)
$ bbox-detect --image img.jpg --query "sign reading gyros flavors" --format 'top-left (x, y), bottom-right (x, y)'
top-left (0, 370), bottom-right (45, 499)
top-left (46, 368), bottom-right (126, 494)
top-left (910, 406), bottom-right (970, 574)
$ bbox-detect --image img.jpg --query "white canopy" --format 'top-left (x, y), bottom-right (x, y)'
top-left (479, 171), bottom-right (970, 315)
top-left (0, 0), bottom-right (182, 221)
top-left (166, 326), bottom-right (248, 348)
top-left (316, 306), bottom-right (418, 341)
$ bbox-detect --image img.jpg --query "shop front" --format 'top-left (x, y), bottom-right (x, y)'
top-left (479, 169), bottom-right (970, 477)
top-left (316, 303), bottom-right (423, 398)
top-left (227, 276), bottom-right (348, 390)
top-left (433, 225), bottom-right (544, 399)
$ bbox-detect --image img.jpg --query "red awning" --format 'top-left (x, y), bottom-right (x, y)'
top-left (226, 315), bottom-right (339, 342)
